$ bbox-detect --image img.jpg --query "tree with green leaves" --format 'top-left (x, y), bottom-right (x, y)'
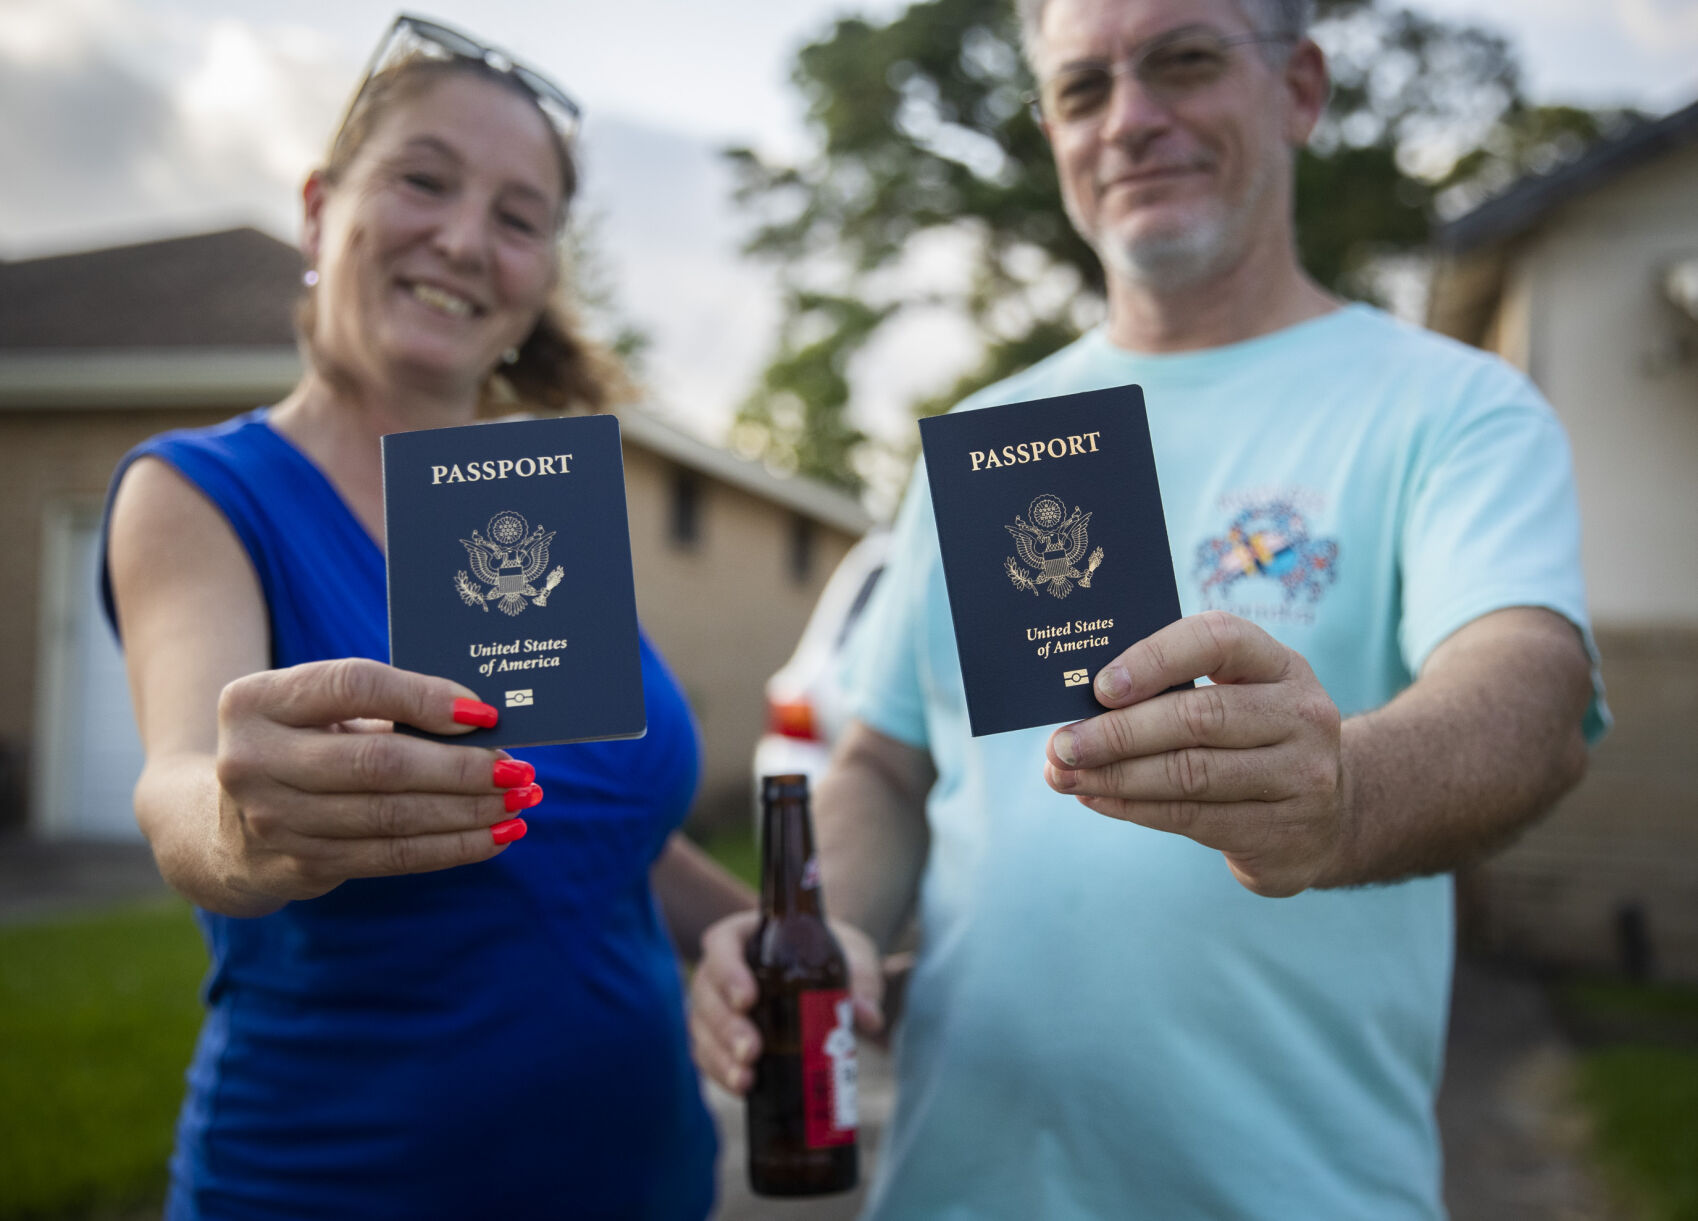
top-left (727, 0), bottom-right (1637, 495)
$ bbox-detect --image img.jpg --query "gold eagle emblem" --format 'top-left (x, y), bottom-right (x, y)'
top-left (1004, 494), bottom-right (1104, 599)
top-left (454, 510), bottom-right (564, 616)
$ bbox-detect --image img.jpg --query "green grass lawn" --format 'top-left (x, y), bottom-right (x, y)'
top-left (0, 898), bottom-right (205, 1221)
top-left (697, 824), bottom-right (759, 891)
top-left (1576, 1045), bottom-right (1698, 1221)
top-left (1563, 976), bottom-right (1698, 1028)
top-left (1562, 977), bottom-right (1698, 1221)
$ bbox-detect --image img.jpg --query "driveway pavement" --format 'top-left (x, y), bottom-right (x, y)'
top-left (708, 1041), bottom-right (893, 1221)
top-left (1438, 957), bottom-right (1624, 1221)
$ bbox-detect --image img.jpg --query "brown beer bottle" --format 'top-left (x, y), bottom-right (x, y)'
top-left (745, 773), bottom-right (859, 1196)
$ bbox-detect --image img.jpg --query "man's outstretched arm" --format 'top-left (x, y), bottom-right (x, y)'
top-left (1044, 606), bottom-right (1592, 897)
top-left (816, 722), bottom-right (936, 949)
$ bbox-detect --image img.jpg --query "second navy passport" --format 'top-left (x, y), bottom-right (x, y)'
top-left (383, 414), bottom-right (644, 749)
top-left (918, 384), bottom-right (1184, 737)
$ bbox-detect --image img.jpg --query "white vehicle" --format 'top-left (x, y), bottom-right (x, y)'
top-left (752, 530), bottom-right (891, 811)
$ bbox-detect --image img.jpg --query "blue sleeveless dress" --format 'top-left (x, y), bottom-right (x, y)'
top-left (100, 408), bottom-right (718, 1221)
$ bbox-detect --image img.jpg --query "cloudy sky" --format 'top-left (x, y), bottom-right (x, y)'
top-left (4, 0), bottom-right (1696, 444)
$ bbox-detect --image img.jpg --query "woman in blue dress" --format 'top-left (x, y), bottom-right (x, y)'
top-left (101, 16), bottom-right (751, 1219)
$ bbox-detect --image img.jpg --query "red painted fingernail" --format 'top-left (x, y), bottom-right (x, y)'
top-left (503, 783), bottom-right (543, 813)
top-left (492, 758), bottom-right (534, 788)
top-left (453, 698), bottom-right (498, 728)
top-left (491, 818), bottom-right (528, 845)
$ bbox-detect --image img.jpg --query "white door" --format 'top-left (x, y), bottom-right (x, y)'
top-left (33, 501), bottom-right (147, 840)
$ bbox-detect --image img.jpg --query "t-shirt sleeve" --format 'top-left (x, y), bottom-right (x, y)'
top-left (1398, 368), bottom-right (1610, 743)
top-left (835, 466), bottom-right (936, 750)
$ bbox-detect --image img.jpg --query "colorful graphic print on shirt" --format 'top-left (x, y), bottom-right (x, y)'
top-left (1194, 492), bottom-right (1339, 624)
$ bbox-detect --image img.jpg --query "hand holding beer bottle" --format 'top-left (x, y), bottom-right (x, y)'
top-left (687, 783), bottom-right (885, 1147)
top-left (743, 773), bottom-right (862, 1195)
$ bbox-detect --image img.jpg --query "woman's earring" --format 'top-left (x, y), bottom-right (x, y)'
top-left (502, 347), bottom-right (520, 365)
top-left (302, 269), bottom-right (319, 287)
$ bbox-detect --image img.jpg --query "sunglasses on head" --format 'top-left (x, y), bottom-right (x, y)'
top-left (337, 13), bottom-right (582, 145)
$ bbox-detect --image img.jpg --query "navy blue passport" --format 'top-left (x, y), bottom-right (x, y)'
top-left (918, 384), bottom-right (1184, 737)
top-left (382, 414), bottom-right (644, 748)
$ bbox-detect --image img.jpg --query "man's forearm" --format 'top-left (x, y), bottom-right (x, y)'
top-left (816, 723), bottom-right (935, 951)
top-left (1318, 607), bottom-right (1593, 888)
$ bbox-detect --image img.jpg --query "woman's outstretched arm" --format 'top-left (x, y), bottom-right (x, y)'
top-left (109, 457), bottom-right (526, 916)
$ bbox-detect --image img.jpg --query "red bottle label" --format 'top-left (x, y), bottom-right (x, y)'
top-left (799, 988), bottom-right (857, 1148)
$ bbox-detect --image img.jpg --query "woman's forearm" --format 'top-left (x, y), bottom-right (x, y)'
top-left (651, 832), bottom-right (756, 962)
top-left (134, 752), bottom-right (287, 918)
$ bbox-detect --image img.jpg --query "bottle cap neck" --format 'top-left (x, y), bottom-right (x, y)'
top-left (762, 773), bottom-right (809, 805)
top-left (759, 780), bottom-right (824, 919)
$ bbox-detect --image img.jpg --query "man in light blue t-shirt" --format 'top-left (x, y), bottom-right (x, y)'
top-left (692, 0), bottom-right (1606, 1216)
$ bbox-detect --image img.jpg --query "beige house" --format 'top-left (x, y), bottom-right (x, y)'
top-left (1427, 99), bottom-right (1698, 982)
top-left (0, 228), bottom-right (867, 841)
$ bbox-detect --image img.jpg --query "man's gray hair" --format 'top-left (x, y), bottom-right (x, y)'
top-left (1017, 0), bottom-right (1315, 69)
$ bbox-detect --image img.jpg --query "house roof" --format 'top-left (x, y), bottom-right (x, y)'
top-left (1435, 97), bottom-right (1698, 255)
top-left (0, 228), bottom-right (871, 535)
top-left (0, 228), bottom-right (302, 349)
top-left (616, 407), bottom-right (870, 536)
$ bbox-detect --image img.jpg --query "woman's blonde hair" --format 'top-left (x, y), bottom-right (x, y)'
top-left (298, 53), bottom-right (631, 414)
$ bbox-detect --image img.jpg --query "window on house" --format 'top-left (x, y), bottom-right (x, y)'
top-left (789, 514), bottom-right (815, 584)
top-left (670, 468), bottom-right (701, 549)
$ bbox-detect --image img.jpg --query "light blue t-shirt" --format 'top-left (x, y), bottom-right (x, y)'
top-left (844, 305), bottom-right (1606, 1221)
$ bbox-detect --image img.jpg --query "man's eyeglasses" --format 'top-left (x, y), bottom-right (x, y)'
top-left (338, 13), bottom-right (582, 145)
top-left (1032, 27), bottom-right (1296, 126)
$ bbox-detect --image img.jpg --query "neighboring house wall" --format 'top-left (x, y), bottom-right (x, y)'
top-left (1444, 144), bottom-right (1698, 983)
top-left (1488, 252), bottom-right (1534, 374)
top-left (1522, 148), bottom-right (1698, 622)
